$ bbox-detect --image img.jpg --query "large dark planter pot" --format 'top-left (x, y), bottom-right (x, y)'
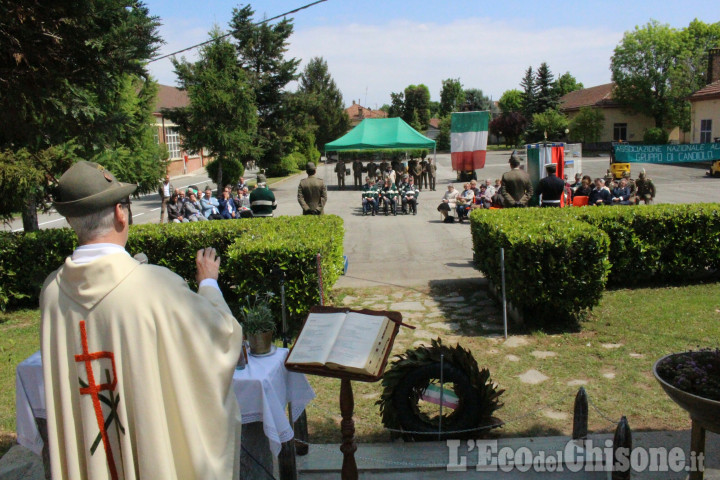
top-left (653, 353), bottom-right (720, 433)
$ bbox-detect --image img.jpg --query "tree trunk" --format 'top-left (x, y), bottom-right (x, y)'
top-left (216, 158), bottom-right (223, 197)
top-left (22, 195), bottom-right (39, 232)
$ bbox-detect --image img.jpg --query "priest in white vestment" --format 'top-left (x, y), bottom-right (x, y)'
top-left (40, 161), bottom-right (243, 480)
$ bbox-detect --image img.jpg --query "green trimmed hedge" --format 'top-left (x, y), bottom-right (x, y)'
top-left (574, 204), bottom-right (720, 285)
top-left (470, 208), bottom-right (610, 327)
top-left (470, 204), bottom-right (720, 328)
top-left (0, 217), bottom-right (344, 332)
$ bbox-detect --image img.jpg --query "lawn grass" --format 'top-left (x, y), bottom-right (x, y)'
top-left (304, 282), bottom-right (720, 444)
top-left (1, 282), bottom-right (718, 458)
top-left (0, 309), bottom-right (41, 457)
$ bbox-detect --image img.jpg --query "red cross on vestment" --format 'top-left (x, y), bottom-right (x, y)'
top-left (74, 320), bottom-right (120, 480)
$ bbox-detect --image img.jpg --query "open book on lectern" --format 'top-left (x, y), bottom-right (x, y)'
top-left (286, 311), bottom-right (394, 377)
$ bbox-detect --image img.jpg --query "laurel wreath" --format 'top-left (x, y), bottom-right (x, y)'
top-left (377, 338), bottom-right (504, 439)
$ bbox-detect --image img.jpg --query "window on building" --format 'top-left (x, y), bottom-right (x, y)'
top-left (700, 119), bottom-right (712, 144)
top-left (613, 123), bottom-right (627, 142)
top-left (164, 127), bottom-right (181, 159)
top-left (153, 126), bottom-right (160, 145)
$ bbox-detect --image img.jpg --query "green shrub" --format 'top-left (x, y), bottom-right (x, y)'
top-left (643, 127), bottom-right (669, 145)
top-left (575, 204), bottom-right (720, 285)
top-left (470, 208), bottom-right (610, 328)
top-left (206, 156), bottom-right (245, 188)
top-left (266, 154), bottom-right (300, 177)
top-left (0, 229), bottom-right (78, 311)
top-left (226, 215), bottom-right (344, 333)
top-left (0, 216), bottom-right (345, 330)
top-left (470, 204), bottom-right (720, 329)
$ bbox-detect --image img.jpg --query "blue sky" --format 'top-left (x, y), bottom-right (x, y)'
top-left (145, 0), bottom-right (719, 109)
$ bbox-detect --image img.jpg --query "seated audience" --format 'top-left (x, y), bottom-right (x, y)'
top-left (612, 178), bottom-right (632, 205)
top-left (588, 178), bottom-right (612, 206)
top-left (361, 177), bottom-right (379, 216)
top-left (218, 186), bottom-right (238, 219)
top-left (401, 177), bottom-right (419, 215)
top-left (167, 193), bottom-right (188, 223)
top-left (183, 191), bottom-right (207, 221)
top-left (438, 183), bottom-right (459, 223)
top-left (200, 188), bottom-right (221, 219)
top-left (456, 182), bottom-right (475, 222)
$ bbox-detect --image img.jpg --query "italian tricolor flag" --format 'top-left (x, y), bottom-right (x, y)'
top-left (451, 111), bottom-right (489, 171)
top-left (421, 384), bottom-right (459, 409)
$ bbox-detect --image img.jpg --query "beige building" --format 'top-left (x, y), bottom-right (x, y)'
top-left (689, 48), bottom-right (720, 144)
top-left (559, 83), bottom-right (680, 143)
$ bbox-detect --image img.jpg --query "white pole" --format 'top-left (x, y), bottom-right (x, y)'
top-left (501, 247), bottom-right (508, 339)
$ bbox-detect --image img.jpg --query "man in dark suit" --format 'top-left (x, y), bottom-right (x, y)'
top-left (536, 163), bottom-right (565, 207)
top-left (500, 153), bottom-right (533, 207)
top-left (589, 178), bottom-right (612, 206)
top-left (298, 162), bottom-right (328, 215)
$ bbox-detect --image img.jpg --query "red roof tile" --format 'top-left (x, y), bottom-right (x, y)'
top-left (689, 80), bottom-right (720, 101)
top-left (428, 118), bottom-right (440, 129)
top-left (345, 103), bottom-right (388, 122)
top-left (559, 83), bottom-right (618, 112)
top-left (154, 84), bottom-right (189, 112)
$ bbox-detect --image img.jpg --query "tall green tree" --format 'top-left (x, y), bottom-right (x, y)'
top-left (165, 28), bottom-right (257, 193)
top-left (439, 78), bottom-right (465, 116)
top-left (0, 0), bottom-right (161, 230)
top-left (230, 5), bottom-right (300, 170)
top-left (498, 89), bottom-right (524, 114)
top-left (609, 19), bottom-right (720, 130)
top-left (527, 109), bottom-right (568, 142)
top-left (553, 72), bottom-right (584, 98)
top-left (520, 66), bottom-right (537, 119)
top-left (489, 112), bottom-right (527, 147)
top-left (568, 107), bottom-right (605, 143)
top-left (534, 62), bottom-right (558, 114)
top-left (435, 116), bottom-right (452, 151)
top-left (298, 57), bottom-right (350, 151)
top-left (611, 20), bottom-right (678, 128)
top-left (403, 84), bottom-right (431, 131)
top-left (93, 76), bottom-right (166, 194)
top-left (387, 92), bottom-right (405, 118)
top-left (463, 88), bottom-right (491, 111)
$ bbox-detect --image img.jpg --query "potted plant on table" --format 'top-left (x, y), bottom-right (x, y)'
top-left (654, 348), bottom-right (720, 480)
top-left (240, 295), bottom-right (277, 356)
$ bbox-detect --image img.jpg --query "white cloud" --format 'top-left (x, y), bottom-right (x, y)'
top-left (287, 17), bottom-right (624, 109)
top-left (149, 16), bottom-right (624, 110)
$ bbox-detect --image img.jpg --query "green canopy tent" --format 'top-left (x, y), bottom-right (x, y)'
top-left (324, 117), bottom-right (436, 164)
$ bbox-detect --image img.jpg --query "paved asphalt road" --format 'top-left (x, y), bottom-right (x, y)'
top-left (5, 151), bottom-right (720, 288)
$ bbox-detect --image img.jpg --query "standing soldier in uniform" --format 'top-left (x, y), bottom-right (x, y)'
top-left (500, 153), bottom-right (533, 207)
top-left (426, 158), bottom-right (437, 191)
top-left (536, 163), bottom-right (565, 207)
top-left (335, 158), bottom-right (347, 190)
top-left (411, 158), bottom-right (423, 189)
top-left (379, 159), bottom-right (390, 181)
top-left (634, 169), bottom-right (656, 204)
top-left (366, 159), bottom-right (378, 182)
top-left (352, 158), bottom-right (364, 190)
top-left (420, 157), bottom-right (430, 190)
top-left (298, 162), bottom-right (328, 215)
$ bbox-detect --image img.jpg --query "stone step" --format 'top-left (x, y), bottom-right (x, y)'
top-left (298, 431), bottom-right (720, 480)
